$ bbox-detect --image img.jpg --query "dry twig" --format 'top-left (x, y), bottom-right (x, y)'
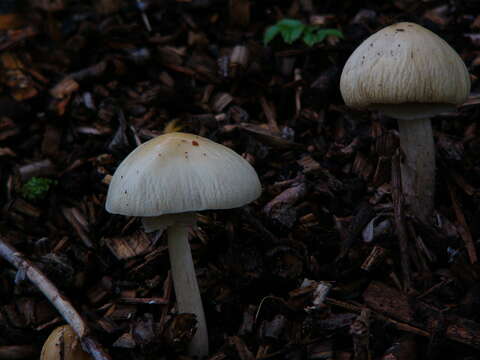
top-left (447, 181), bottom-right (477, 264)
top-left (391, 151), bottom-right (412, 291)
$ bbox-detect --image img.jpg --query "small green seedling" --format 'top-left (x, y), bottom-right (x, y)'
top-left (21, 177), bottom-right (57, 201)
top-left (264, 18), bottom-right (343, 47)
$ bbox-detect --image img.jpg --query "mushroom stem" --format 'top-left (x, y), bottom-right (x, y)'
top-left (167, 224), bottom-right (209, 357)
top-left (397, 118), bottom-right (435, 224)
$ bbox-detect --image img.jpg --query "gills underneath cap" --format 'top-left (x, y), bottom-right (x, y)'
top-left (372, 103), bottom-right (456, 120)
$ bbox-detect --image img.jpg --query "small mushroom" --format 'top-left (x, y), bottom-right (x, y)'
top-left (41, 325), bottom-right (91, 360)
top-left (340, 22), bottom-right (470, 223)
top-left (105, 132), bottom-right (262, 357)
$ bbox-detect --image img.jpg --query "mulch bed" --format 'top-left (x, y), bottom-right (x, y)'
top-left (1, 0), bottom-right (480, 359)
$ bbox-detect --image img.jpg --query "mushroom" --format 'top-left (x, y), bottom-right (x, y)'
top-left (105, 132), bottom-right (262, 357)
top-left (41, 325), bottom-right (91, 360)
top-left (340, 22), bottom-right (470, 223)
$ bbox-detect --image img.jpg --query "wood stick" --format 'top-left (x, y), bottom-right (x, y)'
top-left (447, 181), bottom-right (477, 264)
top-left (392, 151), bottom-right (412, 291)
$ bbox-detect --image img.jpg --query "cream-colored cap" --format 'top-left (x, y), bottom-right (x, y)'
top-left (106, 132), bottom-right (261, 216)
top-left (41, 325), bottom-right (91, 360)
top-left (340, 22), bottom-right (470, 120)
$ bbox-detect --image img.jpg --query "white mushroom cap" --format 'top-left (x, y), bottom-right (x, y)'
top-left (340, 22), bottom-right (470, 120)
top-left (106, 132), bottom-right (261, 216)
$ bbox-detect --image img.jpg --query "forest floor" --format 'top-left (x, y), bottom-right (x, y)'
top-left (1, 0), bottom-right (480, 359)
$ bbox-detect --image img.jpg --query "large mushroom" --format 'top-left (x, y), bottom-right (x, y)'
top-left (105, 132), bottom-right (262, 357)
top-left (340, 22), bottom-right (470, 223)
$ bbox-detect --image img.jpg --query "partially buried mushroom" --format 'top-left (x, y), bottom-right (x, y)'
top-left (41, 325), bottom-right (91, 360)
top-left (105, 132), bottom-right (262, 357)
top-left (340, 22), bottom-right (470, 223)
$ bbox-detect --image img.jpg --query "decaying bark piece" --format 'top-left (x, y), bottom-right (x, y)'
top-left (103, 231), bottom-right (153, 260)
top-left (363, 281), bottom-right (480, 349)
top-left (337, 202), bottom-right (375, 260)
top-left (381, 335), bottom-right (416, 360)
top-left (361, 246), bottom-right (387, 272)
top-left (0, 345), bottom-right (37, 359)
top-left (350, 308), bottom-right (371, 360)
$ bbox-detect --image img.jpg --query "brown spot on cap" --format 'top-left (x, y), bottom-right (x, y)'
top-left (396, 28), bottom-right (405, 32)
top-left (192, 141), bottom-right (199, 146)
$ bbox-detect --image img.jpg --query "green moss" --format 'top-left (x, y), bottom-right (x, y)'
top-left (21, 177), bottom-right (57, 201)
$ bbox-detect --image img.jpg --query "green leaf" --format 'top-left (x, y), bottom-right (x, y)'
top-left (264, 25), bottom-right (281, 45)
top-left (275, 18), bottom-right (304, 29)
top-left (303, 31), bottom-right (316, 47)
top-left (264, 19), bottom-right (343, 47)
top-left (314, 28), bottom-right (344, 43)
top-left (302, 26), bottom-right (316, 47)
top-left (280, 23), bottom-right (305, 44)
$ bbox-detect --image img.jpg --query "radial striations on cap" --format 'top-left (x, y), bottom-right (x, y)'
top-left (340, 22), bottom-right (470, 117)
top-left (106, 132), bottom-right (262, 217)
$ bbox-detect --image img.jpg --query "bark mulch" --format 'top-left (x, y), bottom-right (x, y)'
top-left (1, 0), bottom-right (480, 359)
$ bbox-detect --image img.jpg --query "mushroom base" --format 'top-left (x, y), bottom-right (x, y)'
top-left (167, 223), bottom-right (209, 357)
